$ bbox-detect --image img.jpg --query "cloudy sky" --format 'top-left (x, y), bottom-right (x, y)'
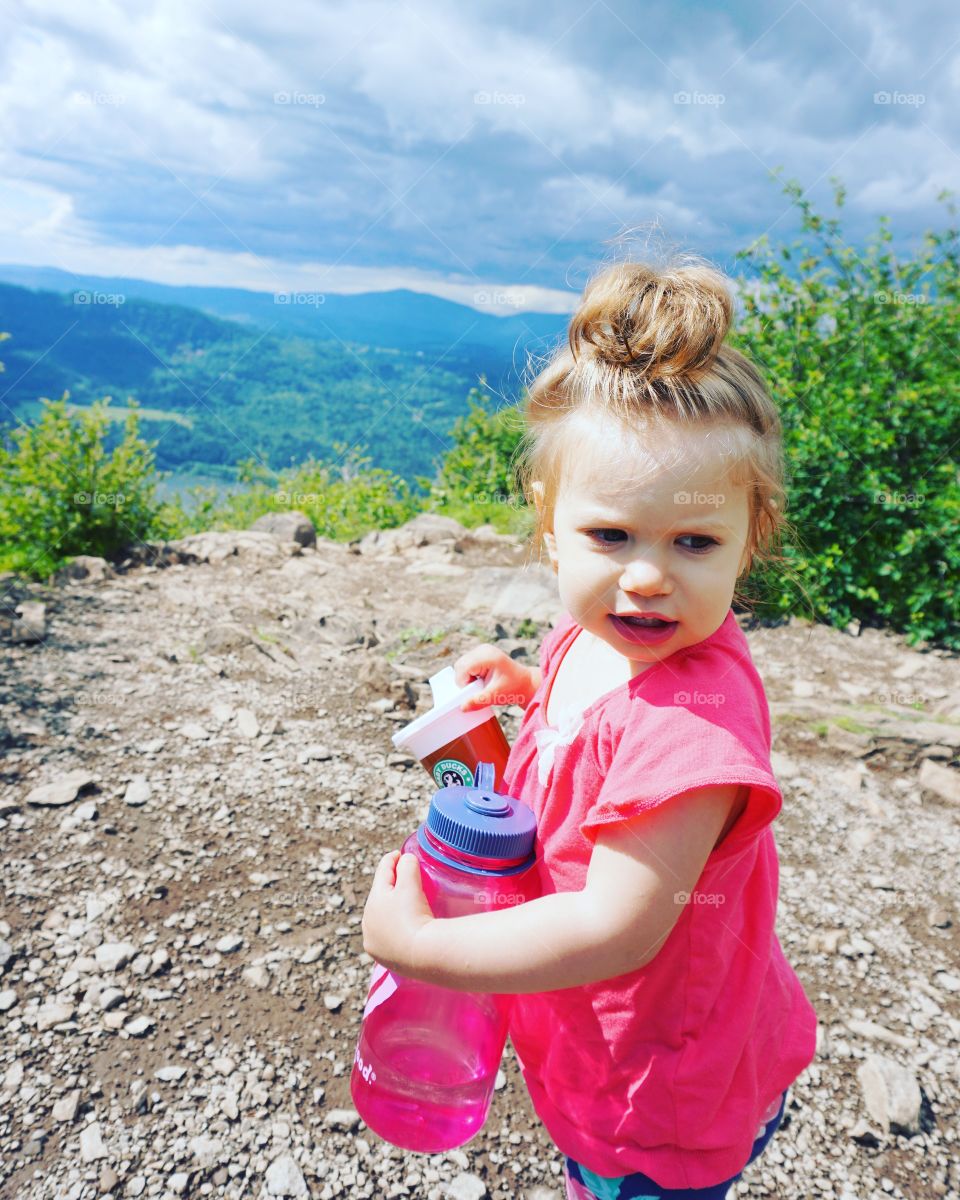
top-left (1, 0), bottom-right (956, 313)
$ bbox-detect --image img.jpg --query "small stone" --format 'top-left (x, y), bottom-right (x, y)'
top-left (242, 965), bottom-right (270, 990)
top-left (95, 942), bottom-right (138, 972)
top-left (128, 1176), bottom-right (146, 1197)
top-left (124, 1015), bottom-right (155, 1037)
top-left (297, 744), bottom-right (334, 763)
top-left (445, 1173), bottom-right (487, 1200)
top-left (323, 1108), bottom-right (360, 1132)
top-left (220, 1092), bottom-right (239, 1120)
top-left (935, 971), bottom-right (960, 992)
top-left (99, 987), bottom-right (125, 1012)
top-left (52, 1090), bottom-right (82, 1123)
top-left (857, 1053), bottom-right (922, 1133)
top-left (299, 945), bottom-right (324, 965)
top-left (0, 989), bottom-right (17, 1012)
top-left (212, 1055), bottom-right (235, 1076)
top-left (36, 1001), bottom-right (75, 1031)
top-left (919, 757), bottom-right (960, 805)
top-left (927, 906), bottom-right (952, 928)
top-left (26, 770), bottom-right (96, 807)
top-left (0, 939), bottom-right (12, 971)
top-left (215, 934), bottom-right (243, 954)
top-left (99, 1164), bottom-right (119, 1194)
top-left (79, 1121), bottom-right (108, 1163)
top-left (169, 1171), bottom-right (191, 1195)
top-left (179, 723), bottom-right (210, 741)
top-left (236, 708), bottom-right (260, 738)
top-left (323, 994), bottom-right (343, 1012)
top-left (155, 1065), bottom-right (188, 1083)
top-left (265, 1153), bottom-right (308, 1197)
top-left (494, 1068), bottom-right (507, 1090)
top-left (189, 1135), bottom-right (222, 1168)
top-left (123, 776), bottom-right (152, 807)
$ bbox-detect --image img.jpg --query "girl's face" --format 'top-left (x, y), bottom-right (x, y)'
top-left (538, 418), bottom-right (752, 676)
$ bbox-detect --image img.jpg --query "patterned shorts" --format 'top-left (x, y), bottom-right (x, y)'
top-left (562, 1090), bottom-right (788, 1200)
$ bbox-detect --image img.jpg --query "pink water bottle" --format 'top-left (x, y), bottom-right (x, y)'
top-left (350, 761), bottom-right (539, 1153)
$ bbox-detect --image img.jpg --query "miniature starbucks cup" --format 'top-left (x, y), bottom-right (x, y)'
top-left (392, 667), bottom-right (511, 790)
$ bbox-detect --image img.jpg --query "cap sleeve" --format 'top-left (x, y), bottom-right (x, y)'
top-left (581, 704), bottom-right (782, 848)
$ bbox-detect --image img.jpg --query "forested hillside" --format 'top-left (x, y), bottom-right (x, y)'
top-left (0, 282), bottom-right (560, 483)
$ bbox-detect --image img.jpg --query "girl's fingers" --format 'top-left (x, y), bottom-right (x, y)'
top-left (375, 849), bottom-right (401, 882)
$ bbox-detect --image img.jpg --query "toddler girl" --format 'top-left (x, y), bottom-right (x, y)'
top-left (362, 257), bottom-right (818, 1199)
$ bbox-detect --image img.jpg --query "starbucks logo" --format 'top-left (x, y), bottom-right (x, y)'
top-left (433, 759), bottom-right (474, 788)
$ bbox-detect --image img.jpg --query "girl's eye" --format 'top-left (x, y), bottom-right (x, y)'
top-left (585, 529), bottom-right (626, 545)
top-left (676, 535), bottom-right (718, 554)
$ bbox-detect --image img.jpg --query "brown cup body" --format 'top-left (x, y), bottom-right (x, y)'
top-left (419, 715), bottom-right (511, 791)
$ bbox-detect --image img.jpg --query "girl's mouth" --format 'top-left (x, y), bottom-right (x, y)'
top-left (609, 614), bottom-right (679, 644)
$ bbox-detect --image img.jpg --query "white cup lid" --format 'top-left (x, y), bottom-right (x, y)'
top-left (391, 667), bottom-right (491, 758)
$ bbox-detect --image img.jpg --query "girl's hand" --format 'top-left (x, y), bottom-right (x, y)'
top-left (361, 851), bottom-right (435, 976)
top-left (453, 644), bottom-right (538, 712)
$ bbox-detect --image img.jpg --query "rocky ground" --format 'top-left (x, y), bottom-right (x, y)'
top-left (1, 512), bottom-right (958, 1200)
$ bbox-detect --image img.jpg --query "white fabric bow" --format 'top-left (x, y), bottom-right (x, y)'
top-left (535, 710), bottom-right (585, 786)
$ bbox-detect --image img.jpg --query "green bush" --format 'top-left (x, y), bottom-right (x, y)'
top-left (420, 384), bottom-right (531, 535)
top-left (0, 393), bottom-right (177, 577)
top-left (165, 443), bottom-right (424, 543)
top-left (733, 173), bottom-right (959, 649)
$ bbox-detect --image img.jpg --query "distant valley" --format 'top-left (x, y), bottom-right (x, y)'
top-left (0, 266), bottom-right (569, 488)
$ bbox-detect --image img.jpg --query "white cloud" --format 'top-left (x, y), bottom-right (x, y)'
top-left (0, 0), bottom-right (956, 303)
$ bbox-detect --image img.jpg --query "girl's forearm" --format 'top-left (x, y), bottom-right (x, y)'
top-left (408, 890), bottom-right (647, 994)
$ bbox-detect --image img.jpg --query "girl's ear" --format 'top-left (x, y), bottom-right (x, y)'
top-left (531, 482), bottom-right (559, 574)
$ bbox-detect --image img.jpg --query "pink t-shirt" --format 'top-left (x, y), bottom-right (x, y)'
top-left (502, 609), bottom-right (818, 1189)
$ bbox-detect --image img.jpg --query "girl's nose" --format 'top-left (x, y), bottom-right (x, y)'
top-left (619, 555), bottom-right (670, 594)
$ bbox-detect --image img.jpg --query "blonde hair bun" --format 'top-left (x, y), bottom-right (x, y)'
top-left (568, 261), bottom-right (734, 379)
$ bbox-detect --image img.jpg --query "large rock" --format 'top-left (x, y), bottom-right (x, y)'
top-left (168, 530), bottom-right (301, 565)
top-left (355, 513), bottom-right (469, 555)
top-left (918, 757), bottom-right (960, 805)
top-left (463, 564), bottom-right (559, 622)
top-left (251, 510), bottom-right (317, 548)
top-left (26, 770), bottom-right (96, 807)
top-left (264, 1154), bottom-right (308, 1197)
top-left (9, 601), bottom-right (47, 643)
top-left (856, 1053), bottom-right (922, 1133)
top-left (57, 556), bottom-right (115, 583)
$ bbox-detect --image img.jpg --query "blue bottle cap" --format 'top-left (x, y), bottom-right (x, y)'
top-left (423, 761), bottom-right (536, 871)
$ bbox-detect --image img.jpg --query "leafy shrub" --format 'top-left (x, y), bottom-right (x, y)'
top-left (420, 384), bottom-right (531, 535)
top-left (734, 173), bottom-right (959, 648)
top-left (165, 443), bottom-right (424, 543)
top-left (0, 393), bottom-right (177, 577)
